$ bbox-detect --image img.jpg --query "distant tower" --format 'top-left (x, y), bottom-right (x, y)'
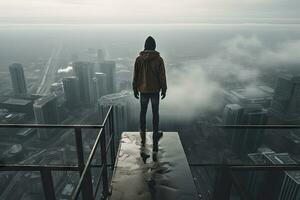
top-left (94, 72), bottom-right (107, 100)
top-left (9, 63), bottom-right (27, 95)
top-left (33, 95), bottom-right (58, 140)
top-left (228, 104), bottom-right (268, 157)
top-left (62, 77), bottom-right (81, 108)
top-left (270, 74), bottom-right (300, 123)
top-left (98, 91), bottom-right (132, 142)
top-left (72, 62), bottom-right (95, 105)
top-left (116, 69), bottom-right (132, 91)
top-left (97, 49), bottom-right (105, 63)
top-left (100, 61), bottom-right (116, 94)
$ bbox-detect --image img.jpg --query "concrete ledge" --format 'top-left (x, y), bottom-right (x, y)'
top-left (109, 132), bottom-right (198, 200)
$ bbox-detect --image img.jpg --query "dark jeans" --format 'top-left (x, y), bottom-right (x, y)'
top-left (140, 93), bottom-right (159, 133)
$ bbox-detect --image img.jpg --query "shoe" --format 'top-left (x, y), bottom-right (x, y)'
top-left (140, 131), bottom-right (146, 146)
top-left (140, 151), bottom-right (150, 164)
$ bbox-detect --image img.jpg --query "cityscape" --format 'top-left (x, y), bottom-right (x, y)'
top-left (0, 23), bottom-right (300, 200)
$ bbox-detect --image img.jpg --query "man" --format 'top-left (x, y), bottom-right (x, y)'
top-left (132, 36), bottom-right (167, 161)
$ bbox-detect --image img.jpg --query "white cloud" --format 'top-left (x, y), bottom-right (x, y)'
top-left (160, 35), bottom-right (300, 119)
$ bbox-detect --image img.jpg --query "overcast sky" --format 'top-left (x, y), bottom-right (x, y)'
top-left (1, 0), bottom-right (300, 24)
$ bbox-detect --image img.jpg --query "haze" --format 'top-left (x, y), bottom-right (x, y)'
top-left (1, 0), bottom-right (300, 24)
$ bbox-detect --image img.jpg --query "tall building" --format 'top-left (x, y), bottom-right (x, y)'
top-left (98, 91), bottom-right (133, 142)
top-left (72, 62), bottom-right (95, 105)
top-left (247, 151), bottom-right (300, 200)
top-left (222, 104), bottom-right (243, 125)
top-left (33, 95), bottom-right (58, 140)
top-left (0, 98), bottom-right (33, 117)
top-left (62, 77), bottom-right (80, 108)
top-left (226, 104), bottom-right (268, 157)
top-left (116, 69), bottom-right (131, 91)
top-left (222, 104), bottom-right (243, 142)
top-left (97, 49), bottom-right (105, 63)
top-left (93, 72), bottom-right (107, 100)
top-left (278, 170), bottom-right (300, 200)
top-left (270, 74), bottom-right (300, 123)
top-left (100, 61), bottom-right (116, 94)
top-left (9, 63), bottom-right (27, 95)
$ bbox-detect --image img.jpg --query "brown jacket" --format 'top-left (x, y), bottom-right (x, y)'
top-left (133, 50), bottom-right (167, 93)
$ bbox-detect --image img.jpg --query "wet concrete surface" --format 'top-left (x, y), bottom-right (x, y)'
top-left (109, 132), bottom-right (198, 200)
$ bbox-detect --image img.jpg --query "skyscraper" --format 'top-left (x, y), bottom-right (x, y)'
top-left (247, 151), bottom-right (299, 200)
top-left (100, 61), bottom-right (116, 94)
top-left (62, 77), bottom-right (80, 108)
top-left (98, 91), bottom-right (133, 142)
top-left (94, 72), bottom-right (107, 100)
top-left (228, 104), bottom-right (268, 157)
top-left (72, 62), bottom-right (95, 105)
top-left (116, 69), bottom-right (131, 91)
top-left (9, 63), bottom-right (27, 95)
top-left (33, 95), bottom-right (58, 140)
top-left (270, 74), bottom-right (300, 123)
top-left (222, 104), bottom-right (243, 125)
top-left (97, 49), bottom-right (105, 63)
top-left (222, 104), bottom-right (243, 142)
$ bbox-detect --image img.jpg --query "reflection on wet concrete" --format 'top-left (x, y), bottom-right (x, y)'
top-left (109, 132), bottom-right (198, 200)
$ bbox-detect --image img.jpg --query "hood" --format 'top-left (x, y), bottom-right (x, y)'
top-left (139, 50), bottom-right (160, 61)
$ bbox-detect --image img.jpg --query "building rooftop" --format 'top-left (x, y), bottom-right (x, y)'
top-left (248, 153), bottom-right (267, 165)
top-left (34, 94), bottom-right (56, 107)
top-left (264, 153), bottom-right (296, 165)
top-left (99, 90), bottom-right (132, 106)
top-left (2, 98), bottom-right (32, 106)
top-left (231, 86), bottom-right (273, 100)
top-left (224, 85), bottom-right (274, 107)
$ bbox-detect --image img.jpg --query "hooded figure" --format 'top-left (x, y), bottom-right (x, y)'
top-left (144, 36), bottom-right (156, 50)
top-left (133, 36), bottom-right (167, 94)
top-left (132, 36), bottom-right (167, 161)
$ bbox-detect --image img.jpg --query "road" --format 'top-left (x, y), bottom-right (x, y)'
top-left (36, 45), bottom-right (63, 95)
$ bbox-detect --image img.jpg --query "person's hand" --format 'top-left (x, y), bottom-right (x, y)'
top-left (134, 91), bottom-right (139, 99)
top-left (161, 92), bottom-right (166, 100)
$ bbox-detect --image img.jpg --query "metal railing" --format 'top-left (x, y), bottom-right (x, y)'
top-left (190, 124), bottom-right (300, 200)
top-left (1, 117), bottom-right (300, 200)
top-left (0, 105), bottom-right (115, 200)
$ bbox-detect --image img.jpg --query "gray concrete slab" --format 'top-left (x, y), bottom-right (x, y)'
top-left (109, 132), bottom-right (198, 200)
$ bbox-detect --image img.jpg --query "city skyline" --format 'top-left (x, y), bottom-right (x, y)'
top-left (0, 22), bottom-right (299, 199)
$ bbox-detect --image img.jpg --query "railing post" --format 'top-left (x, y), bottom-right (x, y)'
top-left (41, 169), bottom-right (56, 200)
top-left (75, 127), bottom-right (94, 200)
top-left (100, 128), bottom-right (110, 199)
top-left (110, 106), bottom-right (116, 168)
